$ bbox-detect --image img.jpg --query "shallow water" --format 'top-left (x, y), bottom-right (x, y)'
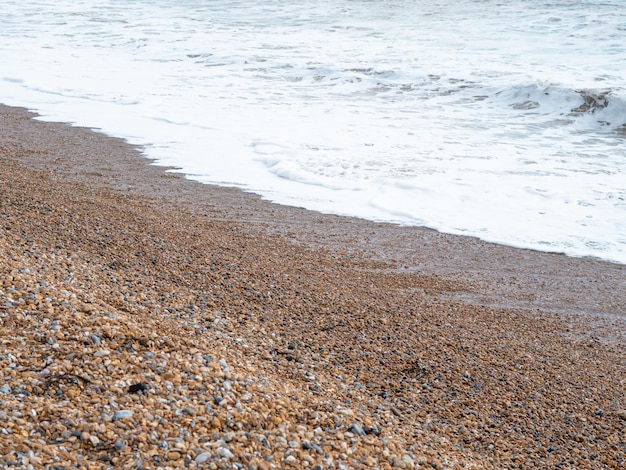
top-left (1, 0), bottom-right (625, 263)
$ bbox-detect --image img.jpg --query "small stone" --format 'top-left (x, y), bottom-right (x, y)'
top-left (114, 439), bottom-right (127, 451)
top-left (312, 443), bottom-right (325, 455)
top-left (112, 410), bottom-right (133, 421)
top-left (364, 425), bottom-right (381, 436)
top-left (349, 423), bottom-right (366, 436)
top-left (91, 334), bottom-right (102, 345)
top-left (217, 447), bottom-right (234, 459)
top-left (195, 452), bottom-right (211, 464)
top-left (78, 303), bottom-right (97, 313)
top-left (128, 382), bottom-right (148, 394)
top-left (93, 349), bottom-right (110, 357)
top-left (391, 458), bottom-right (408, 470)
top-left (0, 385), bottom-right (11, 395)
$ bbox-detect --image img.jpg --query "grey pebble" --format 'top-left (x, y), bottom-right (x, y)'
top-left (195, 452), bottom-right (211, 464)
top-left (112, 410), bottom-right (133, 421)
top-left (348, 423), bottom-right (366, 436)
top-left (114, 438), bottom-right (127, 451)
top-left (312, 443), bottom-right (325, 455)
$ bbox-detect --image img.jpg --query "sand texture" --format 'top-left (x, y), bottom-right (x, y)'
top-left (0, 104), bottom-right (625, 469)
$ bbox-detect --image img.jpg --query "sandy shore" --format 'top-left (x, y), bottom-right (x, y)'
top-left (1, 103), bottom-right (624, 469)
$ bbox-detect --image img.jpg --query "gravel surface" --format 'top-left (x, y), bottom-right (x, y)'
top-left (1, 104), bottom-right (625, 469)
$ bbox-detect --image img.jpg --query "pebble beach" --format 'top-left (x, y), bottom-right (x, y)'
top-left (1, 103), bottom-right (625, 469)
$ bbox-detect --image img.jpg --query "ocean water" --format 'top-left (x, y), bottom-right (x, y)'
top-left (1, 0), bottom-right (625, 264)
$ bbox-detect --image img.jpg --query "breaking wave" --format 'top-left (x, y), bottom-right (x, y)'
top-left (494, 82), bottom-right (626, 132)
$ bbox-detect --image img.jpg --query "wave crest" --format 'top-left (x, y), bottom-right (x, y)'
top-left (496, 82), bottom-right (626, 131)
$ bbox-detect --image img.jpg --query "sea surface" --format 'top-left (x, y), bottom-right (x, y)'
top-left (1, 0), bottom-right (625, 264)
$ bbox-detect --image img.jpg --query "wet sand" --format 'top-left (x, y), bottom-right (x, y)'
top-left (1, 103), bottom-right (624, 468)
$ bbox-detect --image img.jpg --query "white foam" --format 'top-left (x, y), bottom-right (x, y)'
top-left (1, 0), bottom-right (624, 264)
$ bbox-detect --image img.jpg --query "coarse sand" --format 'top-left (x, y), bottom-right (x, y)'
top-left (1, 104), bottom-right (624, 469)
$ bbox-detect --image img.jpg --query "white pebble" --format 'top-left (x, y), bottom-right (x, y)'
top-left (195, 452), bottom-right (211, 464)
top-left (217, 447), bottom-right (234, 459)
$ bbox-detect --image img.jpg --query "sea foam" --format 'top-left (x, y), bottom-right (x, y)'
top-left (1, 0), bottom-right (624, 263)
